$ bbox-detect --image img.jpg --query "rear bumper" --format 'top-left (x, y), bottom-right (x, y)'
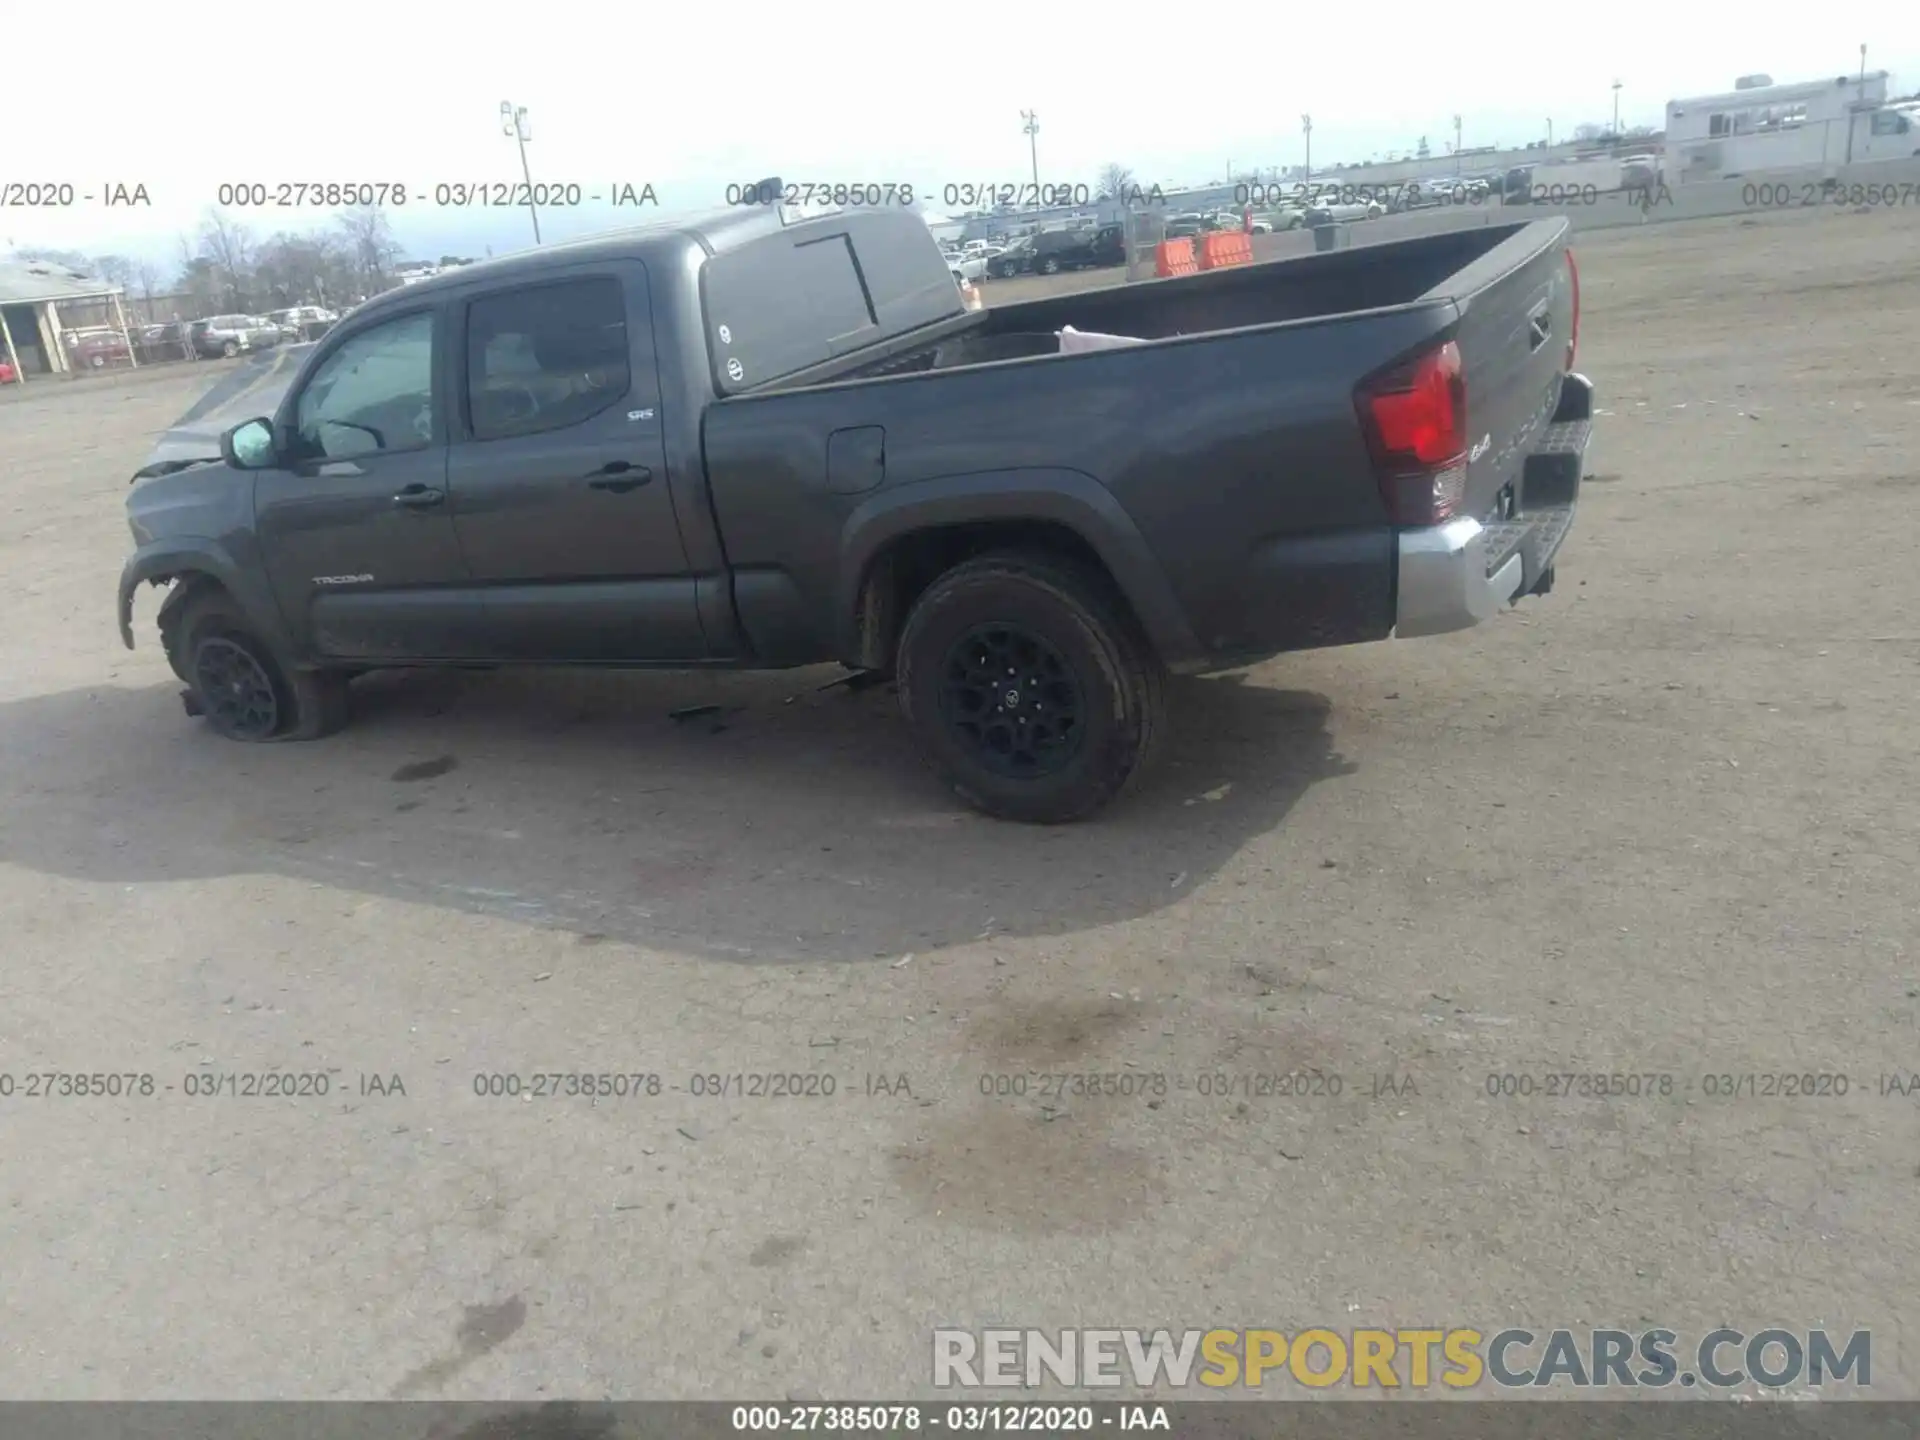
top-left (1394, 372), bottom-right (1593, 638)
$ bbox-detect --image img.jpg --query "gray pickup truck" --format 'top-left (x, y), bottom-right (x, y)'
top-left (120, 196), bottom-right (1592, 822)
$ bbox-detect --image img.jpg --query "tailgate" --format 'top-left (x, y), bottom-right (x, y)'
top-left (1441, 219), bottom-right (1577, 526)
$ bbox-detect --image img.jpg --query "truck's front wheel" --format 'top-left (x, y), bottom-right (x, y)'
top-left (171, 589), bottom-right (349, 742)
top-left (896, 552), bottom-right (1166, 823)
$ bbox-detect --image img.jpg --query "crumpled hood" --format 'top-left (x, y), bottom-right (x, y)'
top-left (131, 343), bottom-right (316, 482)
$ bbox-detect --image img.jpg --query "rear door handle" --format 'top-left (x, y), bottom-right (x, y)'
top-left (586, 461), bottom-right (653, 493)
top-left (392, 484), bottom-right (445, 510)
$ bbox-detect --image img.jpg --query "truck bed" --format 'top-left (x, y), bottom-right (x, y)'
top-left (702, 218), bottom-right (1582, 671)
top-left (785, 223), bottom-right (1530, 387)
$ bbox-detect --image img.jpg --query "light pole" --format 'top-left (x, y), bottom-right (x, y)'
top-left (1611, 80), bottom-right (1622, 138)
top-left (1301, 114), bottom-right (1312, 181)
top-left (500, 101), bottom-right (541, 245)
top-left (1021, 110), bottom-right (1040, 198)
top-left (1546, 118), bottom-right (1554, 147)
top-left (1453, 114), bottom-right (1463, 172)
top-left (1846, 45), bottom-right (1867, 163)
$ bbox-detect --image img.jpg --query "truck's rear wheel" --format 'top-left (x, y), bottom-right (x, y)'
top-left (171, 589), bottom-right (348, 742)
top-left (896, 552), bottom-right (1166, 823)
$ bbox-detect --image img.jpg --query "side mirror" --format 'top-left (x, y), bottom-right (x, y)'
top-left (221, 417), bottom-right (278, 470)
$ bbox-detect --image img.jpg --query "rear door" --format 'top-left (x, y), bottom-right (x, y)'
top-left (254, 302), bottom-right (489, 659)
top-left (443, 261), bottom-right (705, 662)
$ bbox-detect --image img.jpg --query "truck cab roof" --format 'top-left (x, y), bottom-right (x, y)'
top-left (351, 203), bottom-right (967, 397)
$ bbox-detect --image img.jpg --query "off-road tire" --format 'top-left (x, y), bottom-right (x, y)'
top-left (168, 587), bottom-right (348, 742)
top-left (896, 551), bottom-right (1166, 823)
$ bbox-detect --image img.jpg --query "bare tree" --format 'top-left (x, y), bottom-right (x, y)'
top-left (132, 261), bottom-right (164, 316)
top-left (335, 205), bottom-right (401, 295)
top-left (171, 229), bottom-right (225, 315)
top-left (254, 231), bottom-right (357, 309)
top-left (196, 211), bottom-right (256, 309)
top-left (1097, 163), bottom-right (1137, 202)
top-left (93, 254), bottom-right (136, 291)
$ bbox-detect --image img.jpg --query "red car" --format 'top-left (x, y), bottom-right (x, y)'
top-left (67, 329), bottom-right (133, 369)
top-left (0, 359), bottom-right (17, 384)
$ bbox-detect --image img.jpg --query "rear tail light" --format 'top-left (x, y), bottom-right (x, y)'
top-left (1355, 338), bottom-right (1467, 526)
top-left (1564, 246), bottom-right (1580, 370)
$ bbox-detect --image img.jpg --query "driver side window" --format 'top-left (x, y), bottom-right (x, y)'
top-left (292, 310), bottom-right (437, 460)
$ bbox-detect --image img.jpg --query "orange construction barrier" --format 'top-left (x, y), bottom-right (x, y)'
top-left (1154, 237), bottom-right (1199, 278)
top-left (1198, 231), bottom-right (1253, 270)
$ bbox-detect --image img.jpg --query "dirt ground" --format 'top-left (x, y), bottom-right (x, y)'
top-left (2, 205), bottom-right (1917, 1401)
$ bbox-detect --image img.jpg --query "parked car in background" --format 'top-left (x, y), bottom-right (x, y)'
top-left (267, 306), bottom-right (338, 342)
top-left (135, 321), bottom-right (192, 363)
top-left (66, 328), bottom-right (133, 369)
top-left (1306, 196), bottom-right (1385, 224)
top-left (1023, 225), bottom-right (1126, 276)
top-left (943, 251), bottom-right (988, 282)
top-left (189, 315), bottom-right (282, 359)
top-left (985, 238), bottom-right (1035, 278)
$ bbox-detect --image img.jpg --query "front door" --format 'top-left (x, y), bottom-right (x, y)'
top-left (443, 262), bottom-right (706, 662)
top-left (255, 305), bottom-right (489, 660)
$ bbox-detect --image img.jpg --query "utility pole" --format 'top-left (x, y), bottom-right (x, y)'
top-left (1301, 114), bottom-right (1312, 180)
top-left (1611, 79), bottom-right (1622, 137)
top-left (1546, 118), bottom-right (1553, 147)
top-left (1846, 45), bottom-right (1867, 164)
top-left (1453, 114), bottom-right (1463, 172)
top-left (500, 101), bottom-right (541, 245)
top-left (1021, 110), bottom-right (1040, 198)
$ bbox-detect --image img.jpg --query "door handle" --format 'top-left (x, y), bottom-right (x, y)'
top-left (392, 484), bottom-right (445, 510)
top-left (586, 461), bottom-right (653, 493)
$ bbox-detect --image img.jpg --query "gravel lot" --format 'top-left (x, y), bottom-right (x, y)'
top-left (2, 204), bottom-right (1917, 1401)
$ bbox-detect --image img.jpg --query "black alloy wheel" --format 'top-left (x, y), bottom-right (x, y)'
top-left (896, 551), bottom-right (1167, 823)
top-left (192, 635), bottom-right (282, 739)
top-left (939, 623), bottom-right (1087, 780)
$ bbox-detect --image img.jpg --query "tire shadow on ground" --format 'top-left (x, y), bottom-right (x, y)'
top-left (0, 666), bottom-right (1353, 964)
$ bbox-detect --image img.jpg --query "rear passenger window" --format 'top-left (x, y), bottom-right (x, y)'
top-left (703, 233), bottom-right (877, 390)
top-left (465, 277), bottom-right (629, 441)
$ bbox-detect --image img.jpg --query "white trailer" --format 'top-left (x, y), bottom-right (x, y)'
top-left (1521, 156), bottom-right (1642, 201)
top-left (1662, 72), bottom-right (1919, 182)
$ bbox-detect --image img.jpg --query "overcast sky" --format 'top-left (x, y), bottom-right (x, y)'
top-left (3, 0), bottom-right (1912, 266)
